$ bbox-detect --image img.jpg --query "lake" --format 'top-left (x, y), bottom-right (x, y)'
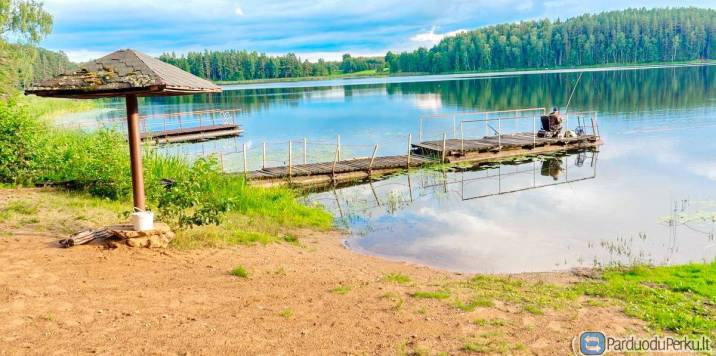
top-left (70, 65), bottom-right (716, 273)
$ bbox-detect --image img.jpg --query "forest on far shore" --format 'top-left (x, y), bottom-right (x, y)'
top-left (158, 8), bottom-right (716, 81)
top-left (10, 7), bottom-right (716, 87)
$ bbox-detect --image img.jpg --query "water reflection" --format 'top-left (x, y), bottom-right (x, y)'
top-left (73, 65), bottom-right (716, 122)
top-left (304, 146), bottom-right (715, 273)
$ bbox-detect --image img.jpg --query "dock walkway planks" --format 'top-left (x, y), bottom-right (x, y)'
top-left (413, 132), bottom-right (596, 156)
top-left (141, 124), bottom-right (242, 144)
top-left (248, 132), bottom-right (599, 181)
top-left (248, 155), bottom-right (433, 180)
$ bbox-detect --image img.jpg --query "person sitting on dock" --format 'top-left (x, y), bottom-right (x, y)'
top-left (538, 107), bottom-right (564, 138)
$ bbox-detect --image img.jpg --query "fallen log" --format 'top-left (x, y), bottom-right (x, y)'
top-left (59, 229), bottom-right (113, 248)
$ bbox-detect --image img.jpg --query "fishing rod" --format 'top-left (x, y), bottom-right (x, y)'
top-left (564, 72), bottom-right (583, 115)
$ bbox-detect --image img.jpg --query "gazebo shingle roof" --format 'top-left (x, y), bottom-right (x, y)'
top-left (25, 49), bottom-right (221, 98)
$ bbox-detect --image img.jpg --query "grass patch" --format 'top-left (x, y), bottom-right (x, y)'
top-left (383, 272), bottom-right (411, 285)
top-left (411, 290), bottom-right (450, 299)
top-left (454, 275), bottom-right (579, 314)
top-left (0, 190), bottom-right (126, 233)
top-left (0, 200), bottom-right (38, 222)
top-left (455, 297), bottom-right (494, 311)
top-left (1, 200), bottom-right (38, 215)
top-left (330, 285), bottom-right (351, 295)
top-left (230, 266), bottom-right (248, 278)
top-left (278, 308), bottom-right (294, 319)
top-left (462, 332), bottom-right (520, 354)
top-left (473, 318), bottom-right (507, 327)
top-left (463, 342), bottom-right (487, 352)
top-left (282, 234), bottom-right (300, 245)
top-left (577, 262), bottom-right (716, 337)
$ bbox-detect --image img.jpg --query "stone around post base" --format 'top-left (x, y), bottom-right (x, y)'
top-left (107, 222), bottom-right (175, 249)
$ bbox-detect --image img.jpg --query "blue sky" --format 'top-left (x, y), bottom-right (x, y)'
top-left (40, 0), bottom-right (716, 62)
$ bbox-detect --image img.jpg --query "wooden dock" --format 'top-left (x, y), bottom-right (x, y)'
top-left (414, 132), bottom-right (599, 162)
top-left (141, 123), bottom-right (243, 144)
top-left (248, 132), bottom-right (601, 187)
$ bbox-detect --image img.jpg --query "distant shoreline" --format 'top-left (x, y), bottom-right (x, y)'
top-left (219, 60), bottom-right (716, 90)
top-left (215, 60), bottom-right (716, 86)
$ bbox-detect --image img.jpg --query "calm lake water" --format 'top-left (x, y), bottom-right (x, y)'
top-left (71, 65), bottom-right (716, 273)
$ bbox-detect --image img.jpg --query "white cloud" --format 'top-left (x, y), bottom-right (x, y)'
top-left (235, 5), bottom-right (244, 16)
top-left (689, 163), bottom-right (716, 181)
top-left (63, 49), bottom-right (108, 62)
top-left (410, 27), bottom-right (468, 47)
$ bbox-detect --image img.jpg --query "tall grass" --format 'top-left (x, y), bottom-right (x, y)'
top-left (19, 95), bottom-right (99, 122)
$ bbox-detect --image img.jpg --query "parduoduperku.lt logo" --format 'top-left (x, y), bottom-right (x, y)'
top-left (579, 331), bottom-right (606, 355)
top-left (573, 331), bottom-right (712, 355)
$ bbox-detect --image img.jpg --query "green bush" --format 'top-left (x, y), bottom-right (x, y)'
top-left (36, 128), bottom-right (132, 199)
top-left (148, 156), bottom-right (239, 228)
top-left (0, 97), bottom-right (43, 184)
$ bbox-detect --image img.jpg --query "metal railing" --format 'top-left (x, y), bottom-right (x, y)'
top-left (418, 107), bottom-right (547, 141)
top-left (56, 108), bottom-right (242, 136)
top-left (455, 110), bottom-right (600, 155)
top-left (162, 134), bottom-right (418, 180)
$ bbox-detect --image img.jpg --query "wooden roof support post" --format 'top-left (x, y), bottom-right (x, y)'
top-left (126, 94), bottom-right (146, 211)
top-left (25, 48), bottom-right (222, 217)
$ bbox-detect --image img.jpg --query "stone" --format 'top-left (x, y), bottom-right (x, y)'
top-left (126, 237), bottom-right (149, 248)
top-left (108, 222), bottom-right (175, 249)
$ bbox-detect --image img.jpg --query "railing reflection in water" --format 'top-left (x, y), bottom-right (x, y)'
top-left (305, 149), bottom-right (599, 220)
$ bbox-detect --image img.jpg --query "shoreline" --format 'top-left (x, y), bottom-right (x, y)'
top-left (0, 213), bottom-right (643, 354)
top-left (1, 187), bottom-right (713, 354)
top-left (219, 60), bottom-right (716, 89)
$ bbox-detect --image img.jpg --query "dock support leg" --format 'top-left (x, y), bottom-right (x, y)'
top-left (368, 144), bottom-right (378, 177)
top-left (533, 114), bottom-right (537, 149)
top-left (460, 122), bottom-right (464, 154)
top-left (262, 142), bottom-right (266, 169)
top-left (336, 135), bottom-right (341, 161)
top-left (288, 140), bottom-right (292, 180)
top-left (497, 117), bottom-right (502, 149)
top-left (243, 143), bottom-right (248, 176)
top-left (591, 116), bottom-right (598, 139)
top-left (441, 132), bottom-right (447, 163)
top-left (331, 145), bottom-right (339, 182)
top-left (407, 133), bottom-right (412, 169)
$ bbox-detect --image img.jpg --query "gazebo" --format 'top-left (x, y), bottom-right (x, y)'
top-left (26, 49), bottom-right (222, 211)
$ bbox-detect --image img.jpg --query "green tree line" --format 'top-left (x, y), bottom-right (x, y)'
top-left (386, 7), bottom-right (716, 73)
top-left (0, 0), bottom-right (53, 94)
top-left (158, 51), bottom-right (385, 81)
top-left (31, 47), bottom-right (76, 83)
